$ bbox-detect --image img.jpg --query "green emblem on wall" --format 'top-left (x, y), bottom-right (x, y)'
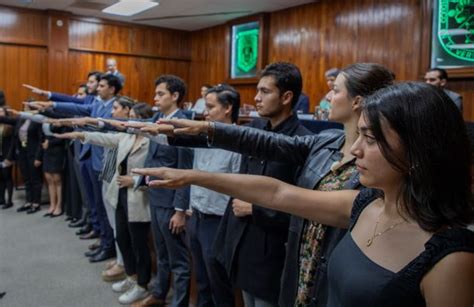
top-left (438, 0), bottom-right (474, 62)
top-left (236, 29), bottom-right (259, 72)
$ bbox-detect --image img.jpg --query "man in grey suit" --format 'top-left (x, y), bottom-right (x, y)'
top-left (106, 57), bottom-right (126, 86)
top-left (424, 68), bottom-right (463, 112)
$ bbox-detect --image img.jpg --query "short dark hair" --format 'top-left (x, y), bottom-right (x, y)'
top-left (363, 82), bottom-right (472, 232)
top-left (100, 74), bottom-right (123, 95)
top-left (78, 83), bottom-right (87, 90)
top-left (155, 75), bottom-right (187, 104)
top-left (260, 62), bottom-right (303, 108)
top-left (340, 63), bottom-right (394, 99)
top-left (115, 96), bottom-right (135, 110)
top-left (206, 84), bottom-right (241, 123)
top-left (87, 71), bottom-right (102, 82)
top-left (428, 67), bottom-right (448, 81)
top-left (132, 103), bottom-right (153, 119)
top-left (325, 68), bottom-right (340, 78)
top-left (0, 90), bottom-right (5, 106)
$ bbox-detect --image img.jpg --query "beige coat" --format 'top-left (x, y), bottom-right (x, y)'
top-left (84, 132), bottom-right (151, 222)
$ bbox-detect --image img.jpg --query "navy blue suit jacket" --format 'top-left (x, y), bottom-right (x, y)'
top-left (50, 92), bottom-right (96, 105)
top-left (142, 110), bottom-right (193, 211)
top-left (53, 98), bottom-right (115, 171)
top-left (294, 93), bottom-right (310, 114)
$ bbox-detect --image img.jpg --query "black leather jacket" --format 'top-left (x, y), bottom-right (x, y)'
top-left (210, 122), bottom-right (361, 307)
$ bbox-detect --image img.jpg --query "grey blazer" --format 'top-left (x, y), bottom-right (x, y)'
top-left (84, 132), bottom-right (150, 222)
top-left (444, 89), bottom-right (463, 111)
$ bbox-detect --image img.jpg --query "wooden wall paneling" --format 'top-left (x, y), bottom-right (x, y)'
top-left (449, 79), bottom-right (474, 121)
top-left (69, 18), bottom-right (191, 61)
top-left (267, 0), bottom-right (423, 113)
top-left (68, 51), bottom-right (190, 104)
top-left (189, 25), bottom-right (227, 101)
top-left (69, 19), bottom-right (131, 54)
top-left (130, 26), bottom-right (191, 60)
top-left (47, 11), bottom-right (70, 94)
top-left (0, 6), bottom-right (47, 47)
top-left (0, 45), bottom-right (48, 110)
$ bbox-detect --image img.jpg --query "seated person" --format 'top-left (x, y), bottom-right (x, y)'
top-left (191, 84), bottom-right (212, 114)
top-left (319, 68), bottom-right (340, 111)
top-left (294, 92), bottom-right (310, 114)
top-left (424, 67), bottom-right (462, 111)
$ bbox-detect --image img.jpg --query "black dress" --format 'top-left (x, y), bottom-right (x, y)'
top-left (42, 127), bottom-right (67, 173)
top-left (327, 188), bottom-right (474, 307)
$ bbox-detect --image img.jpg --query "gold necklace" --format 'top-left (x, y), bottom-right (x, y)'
top-left (367, 211), bottom-right (405, 247)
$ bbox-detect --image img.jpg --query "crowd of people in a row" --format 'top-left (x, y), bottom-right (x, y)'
top-left (0, 60), bottom-right (472, 307)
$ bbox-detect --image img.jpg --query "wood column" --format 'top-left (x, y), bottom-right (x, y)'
top-left (47, 10), bottom-right (70, 94)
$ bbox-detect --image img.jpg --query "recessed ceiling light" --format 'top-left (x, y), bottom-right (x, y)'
top-left (102, 0), bottom-right (159, 17)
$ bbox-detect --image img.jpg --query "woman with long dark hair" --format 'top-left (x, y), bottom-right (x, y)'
top-left (134, 82), bottom-right (474, 306)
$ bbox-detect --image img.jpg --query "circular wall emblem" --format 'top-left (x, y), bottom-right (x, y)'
top-left (438, 0), bottom-right (474, 62)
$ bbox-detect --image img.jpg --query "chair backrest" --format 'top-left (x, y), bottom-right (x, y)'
top-left (299, 119), bottom-right (343, 134)
top-left (182, 110), bottom-right (196, 120)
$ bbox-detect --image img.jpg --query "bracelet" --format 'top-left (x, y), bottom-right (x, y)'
top-left (207, 121), bottom-right (215, 144)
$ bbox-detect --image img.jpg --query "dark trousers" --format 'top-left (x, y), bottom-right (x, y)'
top-left (17, 149), bottom-right (42, 204)
top-left (115, 188), bottom-right (151, 287)
top-left (74, 156), bottom-right (89, 221)
top-left (92, 169), bottom-right (114, 250)
top-left (79, 158), bottom-right (114, 249)
top-left (208, 254), bottom-right (235, 307)
top-left (79, 158), bottom-right (99, 231)
top-left (150, 206), bottom-right (190, 307)
top-left (64, 146), bottom-right (82, 219)
top-left (0, 165), bottom-right (13, 205)
top-left (188, 211), bottom-right (222, 307)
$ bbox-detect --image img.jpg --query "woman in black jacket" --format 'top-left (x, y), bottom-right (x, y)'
top-left (0, 107), bottom-right (14, 209)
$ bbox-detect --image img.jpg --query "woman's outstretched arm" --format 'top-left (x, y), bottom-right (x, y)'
top-left (132, 167), bottom-right (357, 228)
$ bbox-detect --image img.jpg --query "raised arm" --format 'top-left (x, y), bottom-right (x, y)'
top-left (54, 131), bottom-right (120, 148)
top-left (160, 118), bottom-right (338, 165)
top-left (23, 84), bottom-right (86, 104)
top-left (0, 116), bottom-right (18, 126)
top-left (83, 131), bottom-right (121, 148)
top-left (132, 167), bottom-right (357, 228)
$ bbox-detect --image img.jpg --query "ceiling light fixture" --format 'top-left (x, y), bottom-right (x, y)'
top-left (103, 0), bottom-right (159, 17)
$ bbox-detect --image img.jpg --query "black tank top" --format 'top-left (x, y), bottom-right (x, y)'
top-left (327, 188), bottom-right (474, 307)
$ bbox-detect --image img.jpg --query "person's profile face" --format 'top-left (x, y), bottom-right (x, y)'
top-left (129, 109), bottom-right (137, 119)
top-left (254, 76), bottom-right (284, 118)
top-left (328, 74), bottom-right (356, 123)
top-left (76, 87), bottom-right (87, 99)
top-left (97, 80), bottom-right (114, 100)
top-left (111, 101), bottom-right (129, 118)
top-left (87, 75), bottom-right (99, 94)
top-left (326, 76), bottom-right (336, 90)
top-left (351, 114), bottom-right (405, 189)
top-left (204, 93), bottom-right (229, 122)
top-left (154, 83), bottom-right (177, 114)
